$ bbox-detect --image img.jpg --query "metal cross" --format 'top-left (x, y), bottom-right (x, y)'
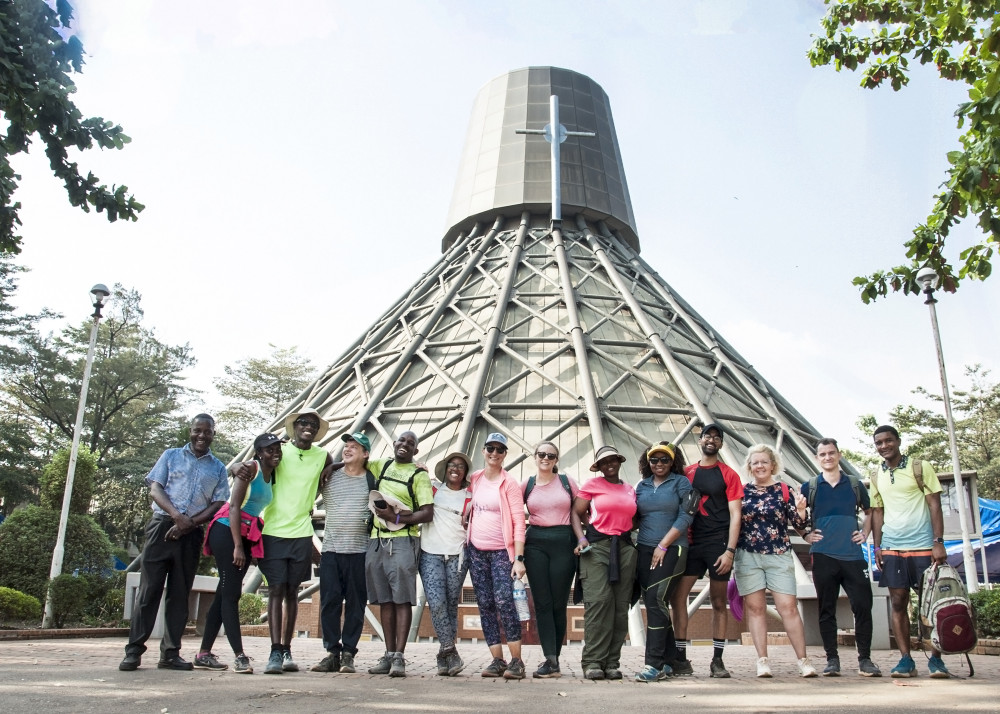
top-left (516, 95), bottom-right (596, 224)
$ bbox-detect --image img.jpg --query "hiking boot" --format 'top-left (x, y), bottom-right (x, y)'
top-left (264, 650), bottom-right (284, 674)
top-left (503, 657), bottom-right (526, 680)
top-left (756, 657), bottom-right (772, 678)
top-left (281, 650), bottom-right (298, 672)
top-left (534, 658), bottom-right (561, 678)
top-left (157, 655), bottom-right (194, 671)
top-left (339, 652), bottom-right (356, 673)
top-left (436, 651), bottom-right (449, 676)
top-left (119, 652), bottom-right (141, 671)
top-left (481, 657), bottom-right (508, 678)
top-left (858, 658), bottom-right (881, 677)
top-left (368, 652), bottom-right (393, 675)
top-left (604, 667), bottom-right (622, 680)
top-left (669, 658), bottom-right (693, 676)
top-left (890, 654), bottom-right (916, 678)
top-left (389, 652), bottom-right (406, 678)
top-left (446, 650), bottom-right (465, 676)
top-left (823, 656), bottom-right (841, 677)
top-left (798, 656), bottom-right (818, 678)
top-left (234, 654), bottom-right (253, 674)
top-left (193, 652), bottom-right (228, 671)
top-left (583, 668), bottom-right (605, 680)
top-left (635, 664), bottom-right (667, 682)
top-left (928, 655), bottom-right (950, 679)
top-left (311, 653), bottom-right (340, 672)
top-left (710, 657), bottom-right (730, 678)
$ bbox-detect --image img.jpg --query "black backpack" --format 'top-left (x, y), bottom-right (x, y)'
top-left (806, 473), bottom-right (863, 527)
top-left (367, 459), bottom-right (427, 534)
top-left (523, 473), bottom-right (573, 503)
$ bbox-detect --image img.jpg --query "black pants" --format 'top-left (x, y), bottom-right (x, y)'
top-left (200, 521), bottom-right (251, 656)
top-left (812, 553), bottom-right (874, 660)
top-left (637, 543), bottom-right (686, 668)
top-left (319, 551), bottom-right (367, 655)
top-left (126, 515), bottom-right (202, 658)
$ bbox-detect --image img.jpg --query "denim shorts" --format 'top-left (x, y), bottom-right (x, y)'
top-left (734, 549), bottom-right (797, 596)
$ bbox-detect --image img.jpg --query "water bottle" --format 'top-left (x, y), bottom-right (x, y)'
top-left (513, 577), bottom-right (531, 621)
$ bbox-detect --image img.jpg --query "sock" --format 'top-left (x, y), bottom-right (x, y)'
top-left (270, 643), bottom-right (282, 653)
top-left (677, 640), bottom-right (688, 659)
top-left (713, 639), bottom-right (725, 660)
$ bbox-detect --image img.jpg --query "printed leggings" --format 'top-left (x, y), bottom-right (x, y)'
top-left (419, 551), bottom-right (468, 651)
top-left (467, 544), bottom-right (521, 646)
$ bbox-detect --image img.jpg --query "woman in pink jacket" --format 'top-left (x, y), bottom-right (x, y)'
top-left (466, 432), bottom-right (527, 680)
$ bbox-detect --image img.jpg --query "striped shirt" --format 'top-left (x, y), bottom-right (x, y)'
top-left (321, 468), bottom-right (371, 554)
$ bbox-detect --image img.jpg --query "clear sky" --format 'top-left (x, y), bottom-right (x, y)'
top-left (10, 0), bottom-right (998, 456)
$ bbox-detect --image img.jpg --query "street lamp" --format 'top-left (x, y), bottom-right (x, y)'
top-left (914, 266), bottom-right (978, 593)
top-left (41, 284), bottom-right (111, 628)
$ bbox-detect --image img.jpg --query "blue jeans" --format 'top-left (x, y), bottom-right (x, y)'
top-left (418, 551), bottom-right (468, 651)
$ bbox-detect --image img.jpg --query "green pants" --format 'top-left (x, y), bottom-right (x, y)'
top-left (579, 537), bottom-right (637, 671)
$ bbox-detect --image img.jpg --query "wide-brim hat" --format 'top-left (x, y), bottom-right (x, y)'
top-left (284, 408), bottom-right (329, 442)
top-left (590, 445), bottom-right (627, 472)
top-left (368, 490), bottom-right (412, 532)
top-left (434, 452), bottom-right (472, 483)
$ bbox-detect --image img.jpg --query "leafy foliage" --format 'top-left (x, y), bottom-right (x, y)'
top-left (38, 445), bottom-right (96, 514)
top-left (0, 0), bottom-right (143, 253)
top-left (239, 592), bottom-right (265, 625)
top-left (46, 572), bottom-right (88, 628)
top-left (970, 587), bottom-right (1000, 639)
top-left (0, 585), bottom-right (41, 622)
top-left (809, 0), bottom-right (1000, 301)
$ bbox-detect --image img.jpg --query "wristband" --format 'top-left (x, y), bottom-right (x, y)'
top-left (725, 547), bottom-right (736, 555)
top-left (578, 537), bottom-right (589, 544)
top-left (657, 544), bottom-right (668, 552)
top-left (395, 513), bottom-right (401, 525)
top-left (874, 546), bottom-right (881, 551)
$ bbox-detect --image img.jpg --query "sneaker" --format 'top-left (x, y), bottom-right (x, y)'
top-left (446, 650), bottom-right (465, 676)
top-left (193, 652), bottom-right (228, 671)
top-left (798, 656), bottom-right (818, 678)
top-left (504, 657), bottom-right (526, 680)
top-left (368, 652), bottom-right (393, 675)
top-left (927, 655), bottom-right (950, 679)
top-left (310, 653), bottom-right (340, 673)
top-left (389, 652), bottom-right (406, 678)
top-left (669, 658), bottom-right (693, 676)
top-left (234, 654), bottom-right (253, 674)
top-left (890, 654), bottom-right (916, 678)
top-left (858, 658), bottom-right (881, 677)
top-left (157, 655), bottom-right (194, 671)
top-left (119, 652), bottom-right (141, 671)
top-left (756, 657), bottom-right (772, 678)
top-left (482, 657), bottom-right (508, 678)
top-left (436, 652), bottom-right (449, 676)
top-left (584, 668), bottom-right (605, 680)
top-left (533, 658), bottom-right (561, 678)
top-left (604, 668), bottom-right (623, 680)
top-left (635, 664), bottom-right (667, 682)
top-left (281, 650), bottom-right (298, 672)
top-left (710, 657), bottom-right (730, 678)
top-left (823, 656), bottom-right (841, 677)
top-left (339, 652), bottom-right (356, 674)
top-left (660, 662), bottom-right (674, 678)
top-left (264, 650), bottom-right (284, 674)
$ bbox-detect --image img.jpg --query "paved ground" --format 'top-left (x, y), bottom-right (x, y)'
top-left (0, 636), bottom-right (996, 713)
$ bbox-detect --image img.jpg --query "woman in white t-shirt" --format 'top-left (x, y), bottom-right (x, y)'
top-left (419, 451), bottom-right (472, 677)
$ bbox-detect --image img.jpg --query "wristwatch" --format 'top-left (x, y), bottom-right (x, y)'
top-left (516, 555), bottom-right (525, 562)
top-left (934, 537), bottom-right (945, 545)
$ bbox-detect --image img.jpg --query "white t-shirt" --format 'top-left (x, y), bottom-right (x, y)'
top-left (421, 482), bottom-right (470, 556)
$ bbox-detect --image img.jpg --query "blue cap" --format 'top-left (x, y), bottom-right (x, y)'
top-left (485, 432), bottom-right (508, 446)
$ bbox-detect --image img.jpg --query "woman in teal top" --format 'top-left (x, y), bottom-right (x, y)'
top-left (195, 433), bottom-right (280, 674)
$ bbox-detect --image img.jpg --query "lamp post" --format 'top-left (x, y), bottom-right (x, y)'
top-left (914, 266), bottom-right (978, 593)
top-left (41, 284), bottom-right (111, 628)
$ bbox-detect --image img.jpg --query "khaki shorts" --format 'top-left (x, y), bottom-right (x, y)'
top-left (734, 549), bottom-right (797, 596)
top-left (366, 536), bottom-right (419, 605)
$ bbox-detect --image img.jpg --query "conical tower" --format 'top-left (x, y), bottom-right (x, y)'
top-left (266, 67), bottom-right (844, 484)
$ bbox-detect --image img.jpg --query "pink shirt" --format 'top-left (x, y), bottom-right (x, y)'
top-left (577, 477), bottom-right (637, 536)
top-left (470, 475), bottom-right (508, 551)
top-left (523, 475), bottom-right (579, 527)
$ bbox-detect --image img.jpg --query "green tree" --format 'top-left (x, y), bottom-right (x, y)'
top-left (809, 1), bottom-right (999, 302)
top-left (38, 445), bottom-right (96, 514)
top-left (0, 0), bottom-right (143, 254)
top-left (214, 344), bottom-right (316, 445)
top-left (0, 410), bottom-right (41, 513)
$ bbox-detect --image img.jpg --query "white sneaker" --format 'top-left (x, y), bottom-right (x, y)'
top-left (798, 656), bottom-right (818, 678)
top-left (756, 657), bottom-right (772, 678)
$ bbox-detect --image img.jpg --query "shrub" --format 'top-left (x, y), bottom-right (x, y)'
top-left (238, 592), bottom-right (265, 625)
top-left (971, 587), bottom-right (1000, 639)
top-left (0, 506), bottom-right (113, 602)
top-left (0, 586), bottom-right (42, 623)
top-left (47, 573), bottom-right (90, 628)
top-left (81, 571), bottom-right (127, 626)
top-left (39, 447), bottom-right (98, 514)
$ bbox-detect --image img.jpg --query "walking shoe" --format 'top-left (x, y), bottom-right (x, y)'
top-left (798, 656), bottom-right (818, 678)
top-left (119, 652), bottom-right (141, 671)
top-left (264, 650), bottom-right (284, 674)
top-left (604, 667), bottom-right (623, 680)
top-left (709, 657), bottom-right (730, 678)
top-left (927, 655), bottom-right (950, 679)
top-left (481, 657), bottom-right (508, 678)
top-left (660, 662), bottom-right (674, 678)
top-left (436, 652), bottom-right (449, 676)
top-left (339, 652), bottom-right (356, 673)
top-left (583, 668), bottom-right (605, 680)
top-left (446, 650), bottom-right (465, 676)
top-left (635, 664), bottom-right (667, 682)
top-left (389, 652), bottom-right (406, 678)
top-left (503, 657), bottom-right (526, 680)
top-left (858, 658), bottom-right (881, 677)
top-left (193, 652), bottom-right (228, 671)
top-left (368, 652), bottom-right (393, 675)
top-left (823, 656), bottom-right (841, 676)
top-left (533, 658), bottom-right (561, 678)
top-left (281, 650), bottom-right (299, 672)
top-left (234, 654), bottom-right (253, 674)
top-left (310, 653), bottom-right (340, 673)
top-left (157, 655), bottom-right (194, 671)
top-left (890, 654), bottom-right (916, 678)
top-left (756, 657), bottom-right (772, 678)
top-left (669, 658), bottom-right (693, 676)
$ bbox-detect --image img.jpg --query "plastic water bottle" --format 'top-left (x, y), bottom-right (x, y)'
top-left (513, 577), bottom-right (530, 621)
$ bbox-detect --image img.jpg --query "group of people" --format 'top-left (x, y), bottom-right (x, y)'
top-left (119, 412), bottom-right (954, 682)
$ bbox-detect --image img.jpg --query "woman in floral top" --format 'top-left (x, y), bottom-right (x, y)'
top-left (734, 444), bottom-right (818, 679)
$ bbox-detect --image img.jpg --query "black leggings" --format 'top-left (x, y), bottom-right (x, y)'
top-left (200, 521), bottom-right (251, 655)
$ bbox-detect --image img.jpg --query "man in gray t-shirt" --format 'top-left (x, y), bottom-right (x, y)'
top-left (310, 432), bottom-right (372, 674)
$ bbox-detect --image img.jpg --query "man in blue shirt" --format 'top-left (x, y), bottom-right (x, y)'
top-left (119, 414), bottom-right (229, 672)
top-left (801, 438), bottom-right (879, 678)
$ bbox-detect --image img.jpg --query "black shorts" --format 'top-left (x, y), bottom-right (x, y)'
top-left (684, 539), bottom-right (730, 582)
top-left (259, 535), bottom-right (313, 587)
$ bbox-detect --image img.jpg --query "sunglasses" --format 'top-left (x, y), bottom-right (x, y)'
top-left (485, 445), bottom-right (507, 454)
top-left (535, 452), bottom-right (557, 460)
top-left (648, 456), bottom-right (672, 465)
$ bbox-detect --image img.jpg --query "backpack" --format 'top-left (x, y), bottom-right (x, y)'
top-left (367, 459), bottom-right (427, 534)
top-left (806, 473), bottom-right (863, 527)
top-left (875, 457), bottom-right (930, 496)
top-left (523, 473), bottom-right (572, 503)
top-left (919, 562), bottom-right (977, 675)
